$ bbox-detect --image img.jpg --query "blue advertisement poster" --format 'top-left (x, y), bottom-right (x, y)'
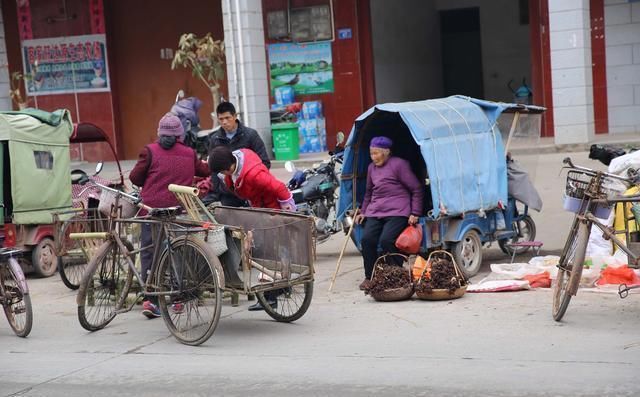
top-left (268, 42), bottom-right (334, 95)
top-left (21, 34), bottom-right (110, 95)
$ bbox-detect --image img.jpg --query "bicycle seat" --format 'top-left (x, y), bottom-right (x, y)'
top-left (150, 206), bottom-right (182, 218)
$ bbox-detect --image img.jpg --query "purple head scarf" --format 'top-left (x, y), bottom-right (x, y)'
top-left (370, 136), bottom-right (393, 149)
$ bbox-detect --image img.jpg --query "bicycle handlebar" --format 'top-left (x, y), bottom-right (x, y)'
top-left (562, 157), bottom-right (632, 183)
top-left (81, 177), bottom-right (153, 213)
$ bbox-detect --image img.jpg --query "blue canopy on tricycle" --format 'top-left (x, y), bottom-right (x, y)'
top-left (337, 96), bottom-right (535, 220)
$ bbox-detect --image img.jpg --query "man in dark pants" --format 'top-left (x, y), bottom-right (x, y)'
top-left (203, 102), bottom-right (270, 206)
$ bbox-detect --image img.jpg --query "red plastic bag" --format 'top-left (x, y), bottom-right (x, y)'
top-left (523, 271), bottom-right (551, 288)
top-left (596, 265), bottom-right (640, 286)
top-left (395, 225), bottom-right (423, 254)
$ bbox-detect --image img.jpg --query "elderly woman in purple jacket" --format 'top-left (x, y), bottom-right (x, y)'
top-left (355, 136), bottom-right (424, 291)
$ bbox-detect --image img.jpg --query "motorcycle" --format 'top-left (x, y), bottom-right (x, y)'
top-left (285, 132), bottom-right (345, 243)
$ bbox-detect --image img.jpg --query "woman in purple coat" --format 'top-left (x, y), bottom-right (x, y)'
top-left (355, 136), bottom-right (424, 291)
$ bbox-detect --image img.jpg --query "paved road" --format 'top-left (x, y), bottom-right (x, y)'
top-left (2, 151), bottom-right (639, 396)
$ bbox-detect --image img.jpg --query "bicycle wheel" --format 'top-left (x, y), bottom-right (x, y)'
top-left (59, 253), bottom-right (89, 290)
top-left (156, 235), bottom-right (223, 346)
top-left (498, 215), bottom-right (537, 255)
top-left (257, 281), bottom-right (313, 323)
top-left (552, 219), bottom-right (590, 321)
top-left (77, 240), bottom-right (134, 331)
top-left (1, 260), bottom-right (33, 337)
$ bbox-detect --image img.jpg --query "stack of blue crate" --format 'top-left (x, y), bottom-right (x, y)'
top-left (298, 101), bottom-right (327, 154)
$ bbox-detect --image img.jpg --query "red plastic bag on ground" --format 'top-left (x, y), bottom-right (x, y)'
top-left (596, 265), bottom-right (640, 286)
top-left (522, 271), bottom-right (551, 288)
top-left (395, 225), bottom-right (423, 254)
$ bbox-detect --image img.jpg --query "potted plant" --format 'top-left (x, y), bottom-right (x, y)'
top-left (171, 33), bottom-right (225, 126)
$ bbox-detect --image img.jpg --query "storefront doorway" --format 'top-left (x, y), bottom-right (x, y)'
top-left (105, 0), bottom-right (225, 159)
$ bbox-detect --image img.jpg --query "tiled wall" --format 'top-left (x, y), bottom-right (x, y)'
top-left (0, 6), bottom-right (10, 111)
top-left (605, 0), bottom-right (640, 133)
top-left (549, 0), bottom-right (595, 144)
top-left (222, 0), bottom-right (272, 151)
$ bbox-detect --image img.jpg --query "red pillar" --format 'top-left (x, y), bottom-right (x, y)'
top-left (529, 0), bottom-right (555, 138)
top-left (590, 0), bottom-right (609, 134)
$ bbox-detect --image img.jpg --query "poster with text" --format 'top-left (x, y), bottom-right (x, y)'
top-left (268, 42), bottom-right (333, 95)
top-left (21, 34), bottom-right (110, 95)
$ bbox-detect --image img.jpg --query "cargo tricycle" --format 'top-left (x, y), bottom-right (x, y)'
top-left (337, 96), bottom-right (545, 277)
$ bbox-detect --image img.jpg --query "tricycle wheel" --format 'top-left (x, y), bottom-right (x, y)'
top-left (156, 235), bottom-right (223, 346)
top-left (32, 237), bottom-right (58, 277)
top-left (498, 215), bottom-right (537, 256)
top-left (59, 254), bottom-right (89, 290)
top-left (452, 230), bottom-right (483, 278)
top-left (257, 281), bottom-right (313, 323)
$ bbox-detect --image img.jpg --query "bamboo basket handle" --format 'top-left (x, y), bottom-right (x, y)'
top-left (371, 253), bottom-right (408, 280)
top-left (419, 250), bottom-right (466, 285)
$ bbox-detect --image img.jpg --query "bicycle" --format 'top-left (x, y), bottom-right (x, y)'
top-left (55, 177), bottom-right (140, 290)
top-left (0, 247), bottom-right (32, 337)
top-left (553, 157), bottom-right (640, 321)
top-left (72, 181), bottom-right (224, 346)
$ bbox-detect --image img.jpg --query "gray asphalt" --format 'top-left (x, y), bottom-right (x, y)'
top-left (1, 151), bottom-right (639, 396)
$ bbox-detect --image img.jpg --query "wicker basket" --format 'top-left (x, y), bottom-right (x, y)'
top-left (368, 254), bottom-right (414, 302)
top-left (416, 285), bottom-right (467, 300)
top-left (414, 250), bottom-right (468, 301)
top-left (203, 225), bottom-right (228, 257)
top-left (98, 189), bottom-right (138, 219)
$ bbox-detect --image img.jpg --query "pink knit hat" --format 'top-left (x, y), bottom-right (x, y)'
top-left (157, 113), bottom-right (185, 141)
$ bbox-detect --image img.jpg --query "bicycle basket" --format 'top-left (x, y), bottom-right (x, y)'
top-left (565, 170), bottom-right (627, 200)
top-left (98, 189), bottom-right (137, 218)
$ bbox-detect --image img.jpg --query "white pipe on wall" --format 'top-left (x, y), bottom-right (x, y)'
top-left (224, 0), bottom-right (241, 111)
top-left (233, 0), bottom-right (250, 127)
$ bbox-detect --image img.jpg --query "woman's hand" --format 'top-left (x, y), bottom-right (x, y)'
top-left (355, 214), bottom-right (365, 224)
top-left (408, 215), bottom-right (419, 225)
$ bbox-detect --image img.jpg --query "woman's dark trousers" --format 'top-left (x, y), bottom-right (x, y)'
top-left (361, 216), bottom-right (408, 279)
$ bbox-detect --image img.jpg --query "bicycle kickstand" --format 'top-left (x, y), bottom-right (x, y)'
top-left (618, 283), bottom-right (640, 299)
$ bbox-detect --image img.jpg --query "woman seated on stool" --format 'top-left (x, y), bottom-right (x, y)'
top-left (355, 136), bottom-right (423, 291)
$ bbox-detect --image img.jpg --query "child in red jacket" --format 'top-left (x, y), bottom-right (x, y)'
top-left (208, 146), bottom-right (295, 211)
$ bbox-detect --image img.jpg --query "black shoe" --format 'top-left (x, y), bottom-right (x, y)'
top-left (247, 299), bottom-right (277, 311)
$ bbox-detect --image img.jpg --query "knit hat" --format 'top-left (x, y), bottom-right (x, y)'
top-left (370, 136), bottom-right (393, 149)
top-left (157, 113), bottom-right (185, 141)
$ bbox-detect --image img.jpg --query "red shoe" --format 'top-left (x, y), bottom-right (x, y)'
top-left (142, 301), bottom-right (161, 319)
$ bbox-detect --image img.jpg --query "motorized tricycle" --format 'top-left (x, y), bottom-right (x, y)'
top-left (0, 109), bottom-right (75, 276)
top-left (337, 96), bottom-right (544, 277)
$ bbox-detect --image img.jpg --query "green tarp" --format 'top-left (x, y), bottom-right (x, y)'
top-left (0, 109), bottom-right (73, 224)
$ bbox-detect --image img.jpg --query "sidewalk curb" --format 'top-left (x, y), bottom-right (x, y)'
top-left (510, 138), bottom-right (640, 156)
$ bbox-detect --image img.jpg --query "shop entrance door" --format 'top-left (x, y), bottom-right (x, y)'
top-left (440, 8), bottom-right (484, 99)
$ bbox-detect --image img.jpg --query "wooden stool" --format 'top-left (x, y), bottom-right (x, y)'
top-left (508, 241), bottom-right (543, 263)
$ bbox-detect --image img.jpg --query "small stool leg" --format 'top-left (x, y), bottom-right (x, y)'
top-left (511, 247), bottom-right (517, 263)
top-left (231, 291), bottom-right (239, 307)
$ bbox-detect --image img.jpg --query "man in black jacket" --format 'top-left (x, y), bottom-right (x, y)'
top-left (208, 102), bottom-right (271, 168)
top-left (204, 102), bottom-right (271, 206)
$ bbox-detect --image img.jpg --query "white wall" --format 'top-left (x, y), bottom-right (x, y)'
top-left (605, 0), bottom-right (640, 134)
top-left (0, 6), bottom-right (11, 111)
top-left (369, 0), bottom-right (531, 103)
top-left (548, 0), bottom-right (594, 144)
top-left (370, 0), bottom-right (442, 103)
